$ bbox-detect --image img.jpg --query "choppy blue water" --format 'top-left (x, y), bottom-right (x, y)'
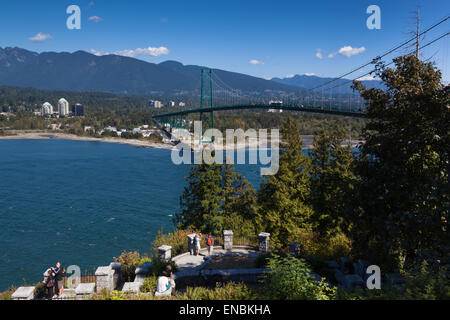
top-left (0, 139), bottom-right (268, 290)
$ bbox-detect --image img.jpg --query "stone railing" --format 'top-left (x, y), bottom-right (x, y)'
top-left (11, 230), bottom-right (277, 299)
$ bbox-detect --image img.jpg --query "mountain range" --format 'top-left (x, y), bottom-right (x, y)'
top-left (271, 74), bottom-right (383, 94)
top-left (0, 47), bottom-right (305, 97)
top-left (0, 47), bottom-right (381, 97)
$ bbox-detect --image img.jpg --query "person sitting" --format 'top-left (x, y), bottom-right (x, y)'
top-left (166, 265), bottom-right (176, 290)
top-left (154, 270), bottom-right (172, 297)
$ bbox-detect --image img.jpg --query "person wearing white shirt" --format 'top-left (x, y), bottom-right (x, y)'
top-left (155, 271), bottom-right (172, 297)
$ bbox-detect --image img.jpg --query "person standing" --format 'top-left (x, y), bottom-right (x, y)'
top-left (53, 262), bottom-right (65, 299)
top-left (43, 268), bottom-right (56, 300)
top-left (194, 235), bottom-right (201, 256)
top-left (206, 234), bottom-right (214, 255)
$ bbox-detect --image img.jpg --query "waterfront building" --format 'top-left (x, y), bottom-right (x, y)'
top-left (58, 98), bottom-right (70, 117)
top-left (168, 101), bottom-right (176, 107)
top-left (71, 104), bottom-right (84, 116)
top-left (179, 102), bottom-right (186, 107)
top-left (41, 102), bottom-right (53, 116)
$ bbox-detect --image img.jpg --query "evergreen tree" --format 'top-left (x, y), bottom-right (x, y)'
top-left (352, 55), bottom-right (449, 270)
top-left (176, 163), bottom-right (223, 233)
top-left (256, 116), bottom-right (313, 249)
top-left (176, 163), bottom-right (257, 235)
top-left (309, 126), bottom-right (357, 238)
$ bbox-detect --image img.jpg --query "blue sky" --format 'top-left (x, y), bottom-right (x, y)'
top-left (1, 0), bottom-right (449, 82)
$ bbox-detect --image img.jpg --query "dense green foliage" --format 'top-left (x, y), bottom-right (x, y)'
top-left (212, 110), bottom-right (366, 138)
top-left (256, 117), bottom-right (313, 249)
top-left (175, 163), bottom-right (257, 235)
top-left (177, 55), bottom-right (449, 280)
top-left (309, 126), bottom-right (357, 237)
top-left (261, 255), bottom-right (336, 300)
top-left (350, 55), bottom-right (449, 271)
top-left (113, 251), bottom-right (151, 282)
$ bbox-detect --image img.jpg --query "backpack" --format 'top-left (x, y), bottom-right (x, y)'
top-left (46, 278), bottom-right (55, 288)
top-left (207, 236), bottom-right (213, 246)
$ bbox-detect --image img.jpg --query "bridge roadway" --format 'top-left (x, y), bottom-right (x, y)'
top-left (153, 104), bottom-right (366, 119)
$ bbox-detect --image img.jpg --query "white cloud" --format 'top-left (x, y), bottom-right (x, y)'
top-left (90, 46), bottom-right (170, 58)
top-left (28, 32), bottom-right (53, 42)
top-left (328, 52), bottom-right (337, 58)
top-left (304, 73), bottom-right (315, 76)
top-left (249, 59), bottom-right (264, 65)
top-left (337, 46), bottom-right (366, 58)
top-left (285, 74), bottom-right (295, 78)
top-left (90, 49), bottom-right (108, 56)
top-left (315, 49), bottom-right (323, 59)
top-left (89, 16), bottom-right (103, 23)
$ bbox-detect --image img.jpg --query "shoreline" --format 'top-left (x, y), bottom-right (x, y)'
top-left (0, 131), bottom-right (175, 150)
top-left (0, 131), bottom-right (365, 150)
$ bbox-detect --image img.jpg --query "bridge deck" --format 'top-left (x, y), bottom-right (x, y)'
top-left (153, 104), bottom-right (365, 119)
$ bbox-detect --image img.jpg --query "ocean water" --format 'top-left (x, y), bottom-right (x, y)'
top-left (0, 139), bottom-right (267, 290)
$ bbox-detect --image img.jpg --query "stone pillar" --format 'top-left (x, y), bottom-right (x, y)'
top-left (187, 234), bottom-right (196, 255)
top-left (258, 232), bottom-right (270, 252)
top-left (109, 262), bottom-right (122, 289)
top-left (11, 287), bottom-right (35, 300)
top-left (289, 242), bottom-right (303, 257)
top-left (158, 245), bottom-right (172, 261)
top-left (95, 266), bottom-right (114, 293)
top-left (223, 230), bottom-right (233, 250)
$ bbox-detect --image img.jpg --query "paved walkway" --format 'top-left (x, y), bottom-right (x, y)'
top-left (173, 247), bottom-right (259, 278)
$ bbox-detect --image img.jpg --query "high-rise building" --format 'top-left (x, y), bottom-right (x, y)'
top-left (72, 104), bottom-right (84, 116)
top-left (148, 100), bottom-right (162, 108)
top-left (41, 102), bottom-right (53, 116)
top-left (58, 98), bottom-right (70, 117)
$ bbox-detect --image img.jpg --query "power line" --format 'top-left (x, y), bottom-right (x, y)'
top-left (311, 15), bottom-right (450, 91)
top-left (324, 31), bottom-right (450, 92)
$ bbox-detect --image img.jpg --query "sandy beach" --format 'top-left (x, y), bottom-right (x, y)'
top-left (0, 131), bottom-right (364, 150)
top-left (0, 131), bottom-right (175, 150)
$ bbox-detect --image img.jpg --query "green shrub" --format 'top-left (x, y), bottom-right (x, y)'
top-left (152, 229), bottom-right (205, 257)
top-left (336, 286), bottom-right (401, 300)
top-left (261, 254), bottom-right (337, 300)
top-left (254, 251), bottom-right (288, 268)
top-left (141, 276), bottom-right (158, 293)
top-left (294, 230), bottom-right (352, 260)
top-left (403, 261), bottom-right (450, 300)
top-left (114, 251), bottom-right (149, 281)
top-left (149, 257), bottom-right (178, 276)
top-left (34, 282), bottom-right (47, 299)
top-left (303, 254), bottom-right (337, 283)
top-left (179, 282), bottom-right (254, 300)
top-left (0, 286), bottom-right (16, 300)
top-left (336, 261), bottom-right (450, 300)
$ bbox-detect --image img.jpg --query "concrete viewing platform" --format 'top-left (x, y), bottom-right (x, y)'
top-left (173, 247), bottom-right (261, 281)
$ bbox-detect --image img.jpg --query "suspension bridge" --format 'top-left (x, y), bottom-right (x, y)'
top-left (153, 15), bottom-right (449, 132)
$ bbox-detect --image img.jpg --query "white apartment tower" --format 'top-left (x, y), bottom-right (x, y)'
top-left (41, 102), bottom-right (53, 116)
top-left (58, 98), bottom-right (70, 116)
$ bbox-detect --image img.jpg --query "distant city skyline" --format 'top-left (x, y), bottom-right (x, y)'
top-left (0, 0), bottom-right (448, 82)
